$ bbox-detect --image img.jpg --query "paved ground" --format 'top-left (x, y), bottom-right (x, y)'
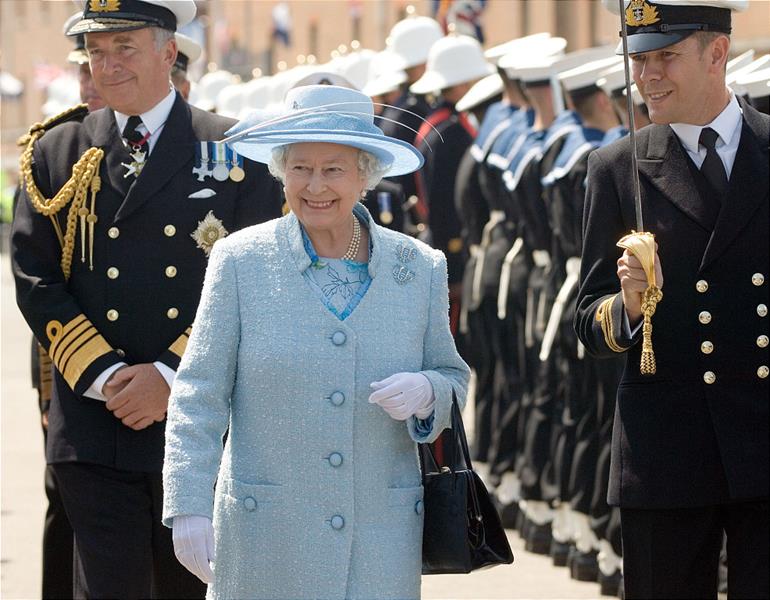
top-left (0, 223), bottom-right (607, 599)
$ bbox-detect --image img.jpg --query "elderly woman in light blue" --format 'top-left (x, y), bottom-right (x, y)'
top-left (161, 85), bottom-right (470, 600)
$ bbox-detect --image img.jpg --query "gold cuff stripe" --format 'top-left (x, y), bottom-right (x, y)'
top-left (58, 330), bottom-right (99, 377)
top-left (169, 327), bottom-right (193, 359)
top-left (59, 334), bottom-right (113, 390)
top-left (50, 319), bottom-right (92, 366)
top-left (597, 295), bottom-right (626, 353)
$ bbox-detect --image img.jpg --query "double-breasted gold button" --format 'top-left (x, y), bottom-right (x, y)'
top-left (703, 371), bottom-right (716, 384)
top-left (696, 280), bottom-right (709, 293)
top-left (166, 307), bottom-right (179, 319)
top-left (165, 266), bottom-right (177, 278)
top-left (698, 311), bottom-right (712, 324)
top-left (752, 273), bottom-right (765, 286)
top-left (107, 267), bottom-right (119, 279)
top-left (164, 225), bottom-right (176, 237)
top-left (108, 227), bottom-right (120, 239)
top-left (758, 335), bottom-right (769, 348)
top-left (106, 309), bottom-right (119, 321)
top-left (758, 304), bottom-right (768, 318)
top-left (758, 366), bottom-right (769, 379)
top-left (701, 341), bottom-right (714, 354)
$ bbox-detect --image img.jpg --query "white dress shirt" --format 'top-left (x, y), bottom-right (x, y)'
top-left (84, 88), bottom-right (178, 401)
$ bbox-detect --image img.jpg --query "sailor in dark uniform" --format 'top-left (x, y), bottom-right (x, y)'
top-left (411, 34), bottom-right (493, 337)
top-left (539, 56), bottom-right (624, 586)
top-left (576, 2), bottom-right (768, 597)
top-left (11, 2), bottom-right (281, 597)
top-left (171, 33), bottom-right (201, 102)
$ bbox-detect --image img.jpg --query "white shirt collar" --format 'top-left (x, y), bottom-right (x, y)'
top-left (670, 91), bottom-right (743, 153)
top-left (114, 87), bottom-right (176, 137)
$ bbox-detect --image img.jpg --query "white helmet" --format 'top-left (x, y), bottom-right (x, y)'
top-left (387, 16), bottom-right (443, 71)
top-left (410, 35), bottom-right (494, 95)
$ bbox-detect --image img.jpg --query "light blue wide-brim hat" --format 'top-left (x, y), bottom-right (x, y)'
top-left (224, 85), bottom-right (424, 177)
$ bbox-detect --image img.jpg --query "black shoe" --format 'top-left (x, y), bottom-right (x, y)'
top-left (566, 544), bottom-right (578, 571)
top-left (599, 570), bottom-right (622, 596)
top-left (570, 550), bottom-right (599, 581)
top-left (518, 514), bottom-right (530, 540)
top-left (525, 522), bottom-right (552, 555)
top-left (499, 501), bottom-right (520, 530)
top-left (617, 574), bottom-right (625, 599)
top-left (550, 539), bottom-right (570, 567)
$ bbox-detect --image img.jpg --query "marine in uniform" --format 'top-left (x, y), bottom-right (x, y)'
top-left (576, 1), bottom-right (768, 597)
top-left (11, 1), bottom-right (281, 597)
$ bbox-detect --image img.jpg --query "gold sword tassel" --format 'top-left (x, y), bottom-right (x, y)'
top-left (617, 231), bottom-right (662, 374)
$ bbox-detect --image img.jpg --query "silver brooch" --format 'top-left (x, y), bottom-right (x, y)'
top-left (395, 243), bottom-right (417, 264)
top-left (393, 265), bottom-right (415, 285)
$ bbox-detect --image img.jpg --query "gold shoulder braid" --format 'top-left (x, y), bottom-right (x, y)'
top-left (18, 104), bottom-right (104, 280)
top-left (617, 231), bottom-right (663, 374)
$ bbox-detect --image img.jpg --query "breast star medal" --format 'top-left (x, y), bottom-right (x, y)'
top-left (190, 210), bottom-right (228, 256)
top-left (121, 148), bottom-right (146, 179)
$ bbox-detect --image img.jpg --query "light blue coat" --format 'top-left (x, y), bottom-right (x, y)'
top-left (162, 204), bottom-right (470, 600)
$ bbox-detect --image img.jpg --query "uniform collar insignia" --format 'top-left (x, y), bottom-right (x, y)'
top-left (626, 0), bottom-right (660, 27)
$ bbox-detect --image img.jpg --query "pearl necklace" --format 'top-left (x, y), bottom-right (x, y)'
top-left (341, 217), bottom-right (361, 261)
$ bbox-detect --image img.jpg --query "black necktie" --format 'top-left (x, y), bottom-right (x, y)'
top-left (698, 127), bottom-right (728, 197)
top-left (122, 115), bottom-right (148, 154)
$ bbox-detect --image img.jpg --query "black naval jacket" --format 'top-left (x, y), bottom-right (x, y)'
top-left (575, 99), bottom-right (769, 509)
top-left (12, 93), bottom-right (281, 473)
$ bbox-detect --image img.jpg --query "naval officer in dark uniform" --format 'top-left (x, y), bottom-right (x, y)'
top-left (576, 1), bottom-right (768, 597)
top-left (11, 1), bottom-right (281, 597)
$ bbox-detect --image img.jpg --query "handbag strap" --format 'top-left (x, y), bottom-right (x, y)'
top-left (419, 392), bottom-right (472, 476)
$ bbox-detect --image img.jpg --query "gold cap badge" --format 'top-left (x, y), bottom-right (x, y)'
top-left (626, 0), bottom-right (660, 27)
top-left (90, 0), bottom-right (121, 12)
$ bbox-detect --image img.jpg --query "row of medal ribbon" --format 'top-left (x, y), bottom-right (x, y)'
top-left (194, 141), bottom-right (245, 183)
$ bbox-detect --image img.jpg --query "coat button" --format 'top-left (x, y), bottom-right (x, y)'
top-left (167, 307), bottom-right (179, 319)
top-left (700, 341), bottom-right (714, 354)
top-left (758, 335), bottom-right (769, 348)
top-left (698, 311), bottom-right (712, 324)
top-left (106, 309), bottom-right (119, 321)
top-left (703, 371), bottom-right (716, 385)
top-left (107, 267), bottom-right (119, 279)
top-left (752, 273), bottom-right (765, 286)
top-left (116, 348), bottom-right (126, 358)
top-left (332, 331), bottom-right (346, 346)
top-left (758, 366), bottom-right (769, 379)
top-left (164, 225), bottom-right (176, 237)
top-left (165, 266), bottom-right (177, 278)
top-left (330, 515), bottom-right (345, 530)
top-left (330, 391), bottom-right (345, 406)
top-left (328, 452), bottom-right (343, 467)
top-left (415, 500), bottom-right (424, 515)
top-left (108, 226), bottom-right (120, 239)
top-left (758, 304), bottom-right (768, 318)
top-left (696, 280), bottom-right (709, 293)
top-left (243, 497), bottom-right (257, 511)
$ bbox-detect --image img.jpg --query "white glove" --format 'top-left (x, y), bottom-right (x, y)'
top-left (172, 515), bottom-right (215, 584)
top-left (368, 372), bottom-right (435, 420)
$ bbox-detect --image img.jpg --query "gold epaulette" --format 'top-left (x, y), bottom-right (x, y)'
top-left (596, 294), bottom-right (627, 353)
top-left (16, 103), bottom-right (89, 147)
top-left (17, 103), bottom-right (103, 280)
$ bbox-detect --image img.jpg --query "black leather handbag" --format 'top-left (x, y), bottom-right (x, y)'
top-left (419, 395), bottom-right (514, 574)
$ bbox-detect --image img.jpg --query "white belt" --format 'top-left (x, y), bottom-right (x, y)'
top-left (539, 257), bottom-right (581, 362)
top-left (471, 210), bottom-right (507, 306)
top-left (459, 245), bottom-right (482, 335)
top-left (532, 249), bottom-right (551, 269)
top-left (497, 237), bottom-right (524, 320)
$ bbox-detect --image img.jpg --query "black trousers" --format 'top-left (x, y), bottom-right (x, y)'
top-left (621, 501), bottom-right (769, 599)
top-left (42, 464), bottom-right (74, 599)
top-left (51, 462), bottom-right (206, 600)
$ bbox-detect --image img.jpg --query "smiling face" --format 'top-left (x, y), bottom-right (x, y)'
top-left (283, 142), bottom-right (367, 237)
top-left (86, 28), bottom-right (176, 115)
top-left (631, 34), bottom-right (729, 125)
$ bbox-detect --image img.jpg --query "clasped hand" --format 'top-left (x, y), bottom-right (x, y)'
top-left (368, 372), bottom-right (435, 420)
top-left (172, 515), bottom-right (215, 584)
top-left (617, 248), bottom-right (664, 327)
top-left (104, 364), bottom-right (169, 431)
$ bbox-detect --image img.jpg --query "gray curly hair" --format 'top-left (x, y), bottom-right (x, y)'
top-left (268, 145), bottom-right (389, 191)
